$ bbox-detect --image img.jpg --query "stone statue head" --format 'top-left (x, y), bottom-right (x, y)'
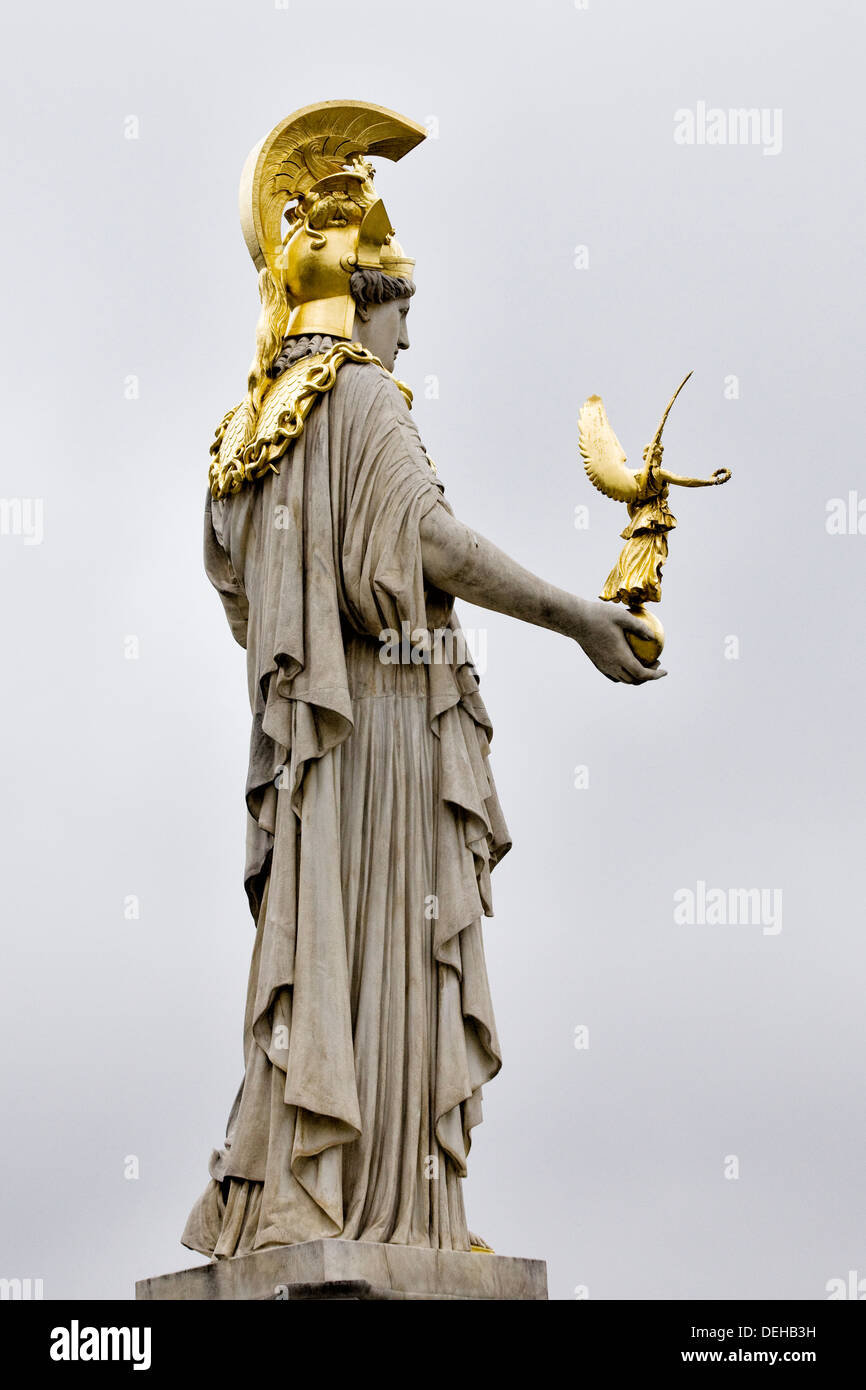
top-left (350, 268), bottom-right (415, 371)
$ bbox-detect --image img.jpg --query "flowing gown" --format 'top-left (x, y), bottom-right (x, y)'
top-left (182, 346), bottom-right (510, 1256)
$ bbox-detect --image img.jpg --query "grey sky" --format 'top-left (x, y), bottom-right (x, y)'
top-left (1, 0), bottom-right (863, 1300)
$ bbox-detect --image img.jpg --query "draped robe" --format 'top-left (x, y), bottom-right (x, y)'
top-left (182, 349), bottom-right (511, 1256)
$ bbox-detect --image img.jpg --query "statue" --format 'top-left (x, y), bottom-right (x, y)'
top-left (181, 101), bottom-right (669, 1264)
top-left (579, 373), bottom-right (732, 664)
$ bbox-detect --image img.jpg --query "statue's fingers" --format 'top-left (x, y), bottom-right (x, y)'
top-left (622, 654), bottom-right (666, 682)
top-left (619, 611), bottom-right (654, 640)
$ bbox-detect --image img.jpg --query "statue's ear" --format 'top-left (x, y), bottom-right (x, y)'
top-left (353, 300), bottom-right (370, 323)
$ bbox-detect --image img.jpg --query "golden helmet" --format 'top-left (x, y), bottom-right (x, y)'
top-left (239, 100), bottom-right (426, 340)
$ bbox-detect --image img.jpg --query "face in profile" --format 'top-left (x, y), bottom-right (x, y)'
top-left (354, 296), bottom-right (411, 371)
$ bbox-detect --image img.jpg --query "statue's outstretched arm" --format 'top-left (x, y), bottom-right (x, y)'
top-left (418, 504), bottom-right (666, 686)
top-left (656, 466), bottom-right (732, 489)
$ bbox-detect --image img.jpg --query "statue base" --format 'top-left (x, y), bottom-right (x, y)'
top-left (136, 1239), bottom-right (547, 1301)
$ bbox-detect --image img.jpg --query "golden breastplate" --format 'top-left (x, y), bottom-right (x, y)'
top-left (208, 342), bottom-right (414, 500)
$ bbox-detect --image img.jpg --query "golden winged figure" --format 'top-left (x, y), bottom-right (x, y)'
top-left (578, 372), bottom-right (731, 663)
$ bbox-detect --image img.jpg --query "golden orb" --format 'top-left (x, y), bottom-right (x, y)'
top-left (625, 605), bottom-right (665, 665)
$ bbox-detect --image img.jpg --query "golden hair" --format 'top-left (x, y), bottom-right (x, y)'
top-left (233, 267), bottom-right (290, 446)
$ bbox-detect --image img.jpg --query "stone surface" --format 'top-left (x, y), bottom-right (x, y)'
top-left (186, 362), bottom-right (509, 1259)
top-left (136, 1240), bottom-right (547, 1301)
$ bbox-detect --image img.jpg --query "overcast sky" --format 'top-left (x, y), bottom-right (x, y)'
top-left (1, 0), bottom-right (864, 1301)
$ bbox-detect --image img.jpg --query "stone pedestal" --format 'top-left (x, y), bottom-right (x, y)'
top-left (136, 1240), bottom-right (547, 1301)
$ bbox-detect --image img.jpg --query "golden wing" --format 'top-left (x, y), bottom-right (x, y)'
top-left (578, 395), bottom-right (640, 503)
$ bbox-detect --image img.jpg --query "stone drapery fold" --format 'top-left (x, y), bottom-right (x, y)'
top-left (183, 358), bottom-right (510, 1256)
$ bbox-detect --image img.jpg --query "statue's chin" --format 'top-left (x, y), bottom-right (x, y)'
top-left (625, 605), bottom-right (665, 665)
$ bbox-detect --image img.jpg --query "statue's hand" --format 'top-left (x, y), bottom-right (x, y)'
top-left (575, 601), bottom-right (667, 685)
